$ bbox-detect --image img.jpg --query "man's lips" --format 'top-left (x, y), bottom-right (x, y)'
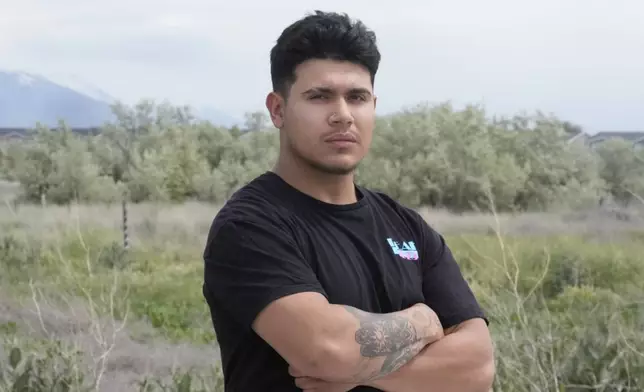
top-left (325, 133), bottom-right (358, 143)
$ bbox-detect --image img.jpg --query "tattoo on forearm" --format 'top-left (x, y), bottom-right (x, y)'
top-left (353, 313), bottom-right (417, 357)
top-left (380, 340), bottom-right (427, 375)
top-left (343, 306), bottom-right (434, 380)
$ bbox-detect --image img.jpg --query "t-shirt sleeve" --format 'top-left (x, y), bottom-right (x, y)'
top-left (417, 217), bottom-right (488, 329)
top-left (203, 216), bottom-right (328, 330)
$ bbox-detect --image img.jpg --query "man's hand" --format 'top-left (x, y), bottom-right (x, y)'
top-left (291, 366), bottom-right (358, 392)
top-left (367, 318), bottom-right (495, 392)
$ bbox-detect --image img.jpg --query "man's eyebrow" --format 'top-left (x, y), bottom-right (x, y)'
top-left (302, 87), bottom-right (334, 95)
top-left (347, 88), bottom-right (373, 96)
top-left (302, 87), bottom-right (372, 96)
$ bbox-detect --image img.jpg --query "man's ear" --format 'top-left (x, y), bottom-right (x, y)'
top-left (266, 92), bottom-right (285, 128)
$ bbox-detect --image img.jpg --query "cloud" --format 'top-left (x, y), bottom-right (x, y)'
top-left (1, 0), bottom-right (643, 131)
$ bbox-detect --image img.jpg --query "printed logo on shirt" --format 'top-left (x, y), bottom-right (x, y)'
top-left (386, 238), bottom-right (419, 261)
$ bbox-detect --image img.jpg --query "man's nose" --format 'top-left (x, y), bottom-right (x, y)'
top-left (329, 100), bottom-right (353, 125)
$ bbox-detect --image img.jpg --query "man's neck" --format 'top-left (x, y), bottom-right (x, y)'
top-left (273, 154), bottom-right (358, 205)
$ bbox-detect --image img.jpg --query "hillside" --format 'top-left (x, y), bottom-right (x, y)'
top-left (0, 70), bottom-right (241, 128)
top-left (0, 71), bottom-right (115, 128)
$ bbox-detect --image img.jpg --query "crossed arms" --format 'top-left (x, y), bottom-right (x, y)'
top-left (204, 216), bottom-right (495, 391)
top-left (253, 291), bottom-right (495, 391)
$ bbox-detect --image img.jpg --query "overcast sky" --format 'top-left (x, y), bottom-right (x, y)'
top-left (1, 0), bottom-right (643, 132)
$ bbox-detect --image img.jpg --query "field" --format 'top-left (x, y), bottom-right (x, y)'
top-left (1, 193), bottom-right (644, 390)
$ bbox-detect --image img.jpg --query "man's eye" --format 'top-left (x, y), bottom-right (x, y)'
top-left (310, 94), bottom-right (327, 100)
top-left (348, 95), bottom-right (366, 102)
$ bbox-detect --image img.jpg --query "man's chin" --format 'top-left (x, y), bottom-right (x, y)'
top-left (291, 149), bottom-right (361, 176)
top-left (309, 160), bottom-right (358, 176)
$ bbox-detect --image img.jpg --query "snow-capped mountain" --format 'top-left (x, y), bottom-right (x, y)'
top-left (44, 72), bottom-right (117, 104)
top-left (0, 69), bottom-right (241, 129)
top-left (0, 70), bottom-right (115, 128)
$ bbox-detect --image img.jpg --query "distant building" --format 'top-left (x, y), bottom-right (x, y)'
top-left (0, 128), bottom-right (28, 141)
top-left (587, 131), bottom-right (644, 150)
top-left (0, 127), bottom-right (101, 142)
top-left (567, 130), bottom-right (644, 150)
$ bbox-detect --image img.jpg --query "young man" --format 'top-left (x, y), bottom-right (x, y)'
top-left (202, 11), bottom-right (495, 392)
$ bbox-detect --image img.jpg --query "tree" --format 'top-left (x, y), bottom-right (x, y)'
top-left (3, 99), bottom-right (638, 213)
top-left (595, 139), bottom-right (644, 206)
top-left (243, 111), bottom-right (270, 132)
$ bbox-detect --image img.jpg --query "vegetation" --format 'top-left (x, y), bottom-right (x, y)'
top-left (1, 100), bottom-right (643, 210)
top-left (1, 100), bottom-right (643, 391)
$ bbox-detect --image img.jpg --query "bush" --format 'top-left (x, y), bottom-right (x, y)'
top-left (3, 100), bottom-right (641, 211)
top-left (0, 338), bottom-right (225, 392)
top-left (138, 366), bottom-right (225, 392)
top-left (0, 340), bottom-right (90, 392)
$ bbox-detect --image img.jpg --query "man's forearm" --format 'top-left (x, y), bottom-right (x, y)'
top-left (365, 319), bottom-right (495, 392)
top-left (293, 303), bottom-right (444, 383)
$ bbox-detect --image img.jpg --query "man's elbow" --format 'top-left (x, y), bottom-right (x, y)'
top-left (472, 343), bottom-right (496, 391)
top-left (294, 338), bottom-right (357, 381)
top-left (460, 319), bottom-right (496, 391)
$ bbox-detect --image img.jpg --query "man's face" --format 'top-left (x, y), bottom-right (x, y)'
top-left (267, 59), bottom-right (377, 175)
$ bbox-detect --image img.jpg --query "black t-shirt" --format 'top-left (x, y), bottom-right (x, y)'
top-left (202, 171), bottom-right (486, 392)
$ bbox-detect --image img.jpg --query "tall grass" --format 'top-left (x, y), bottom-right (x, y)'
top-left (1, 201), bottom-right (644, 391)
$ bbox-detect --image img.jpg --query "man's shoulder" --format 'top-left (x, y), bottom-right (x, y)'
top-left (203, 188), bottom-right (295, 260)
top-left (207, 173), bottom-right (295, 235)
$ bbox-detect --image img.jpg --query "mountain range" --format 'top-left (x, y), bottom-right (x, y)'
top-left (0, 70), bottom-right (241, 128)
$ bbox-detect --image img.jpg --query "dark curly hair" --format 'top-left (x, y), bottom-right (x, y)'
top-left (269, 11), bottom-right (381, 98)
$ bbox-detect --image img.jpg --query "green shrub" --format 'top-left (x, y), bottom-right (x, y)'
top-left (138, 366), bottom-right (225, 392)
top-left (492, 286), bottom-right (644, 391)
top-left (0, 338), bottom-right (225, 392)
top-left (0, 340), bottom-right (91, 392)
top-left (6, 100), bottom-right (642, 211)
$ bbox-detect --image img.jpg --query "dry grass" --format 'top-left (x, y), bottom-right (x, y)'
top-left (1, 200), bottom-right (642, 245)
top-left (1, 177), bottom-right (642, 241)
top-left (0, 179), bottom-right (18, 202)
top-left (0, 201), bottom-right (219, 248)
top-left (417, 206), bottom-right (644, 238)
